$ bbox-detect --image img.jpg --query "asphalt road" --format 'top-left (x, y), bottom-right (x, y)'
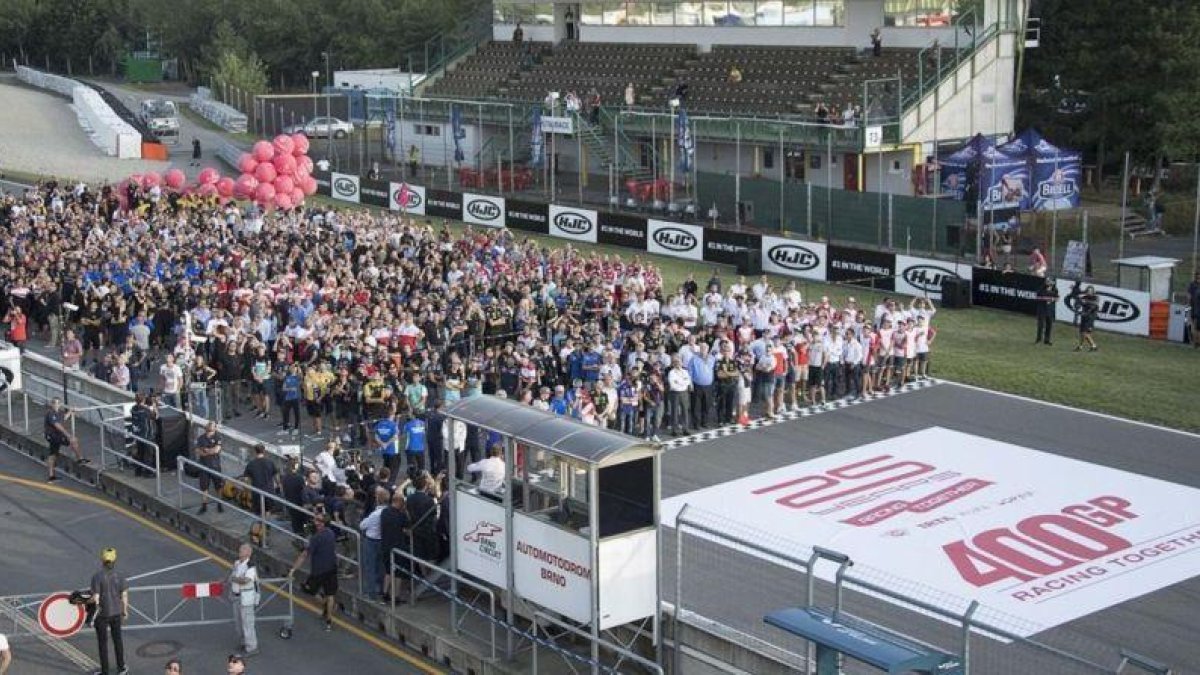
top-left (0, 451), bottom-right (439, 675)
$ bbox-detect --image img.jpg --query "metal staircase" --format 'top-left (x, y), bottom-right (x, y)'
top-left (577, 109), bottom-right (656, 186)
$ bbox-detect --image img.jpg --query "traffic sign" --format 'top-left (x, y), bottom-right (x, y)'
top-left (38, 592), bottom-right (86, 638)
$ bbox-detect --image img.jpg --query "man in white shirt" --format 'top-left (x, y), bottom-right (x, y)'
top-left (467, 445), bottom-right (506, 494)
top-left (159, 355), bottom-right (183, 408)
top-left (358, 486), bottom-right (389, 600)
top-left (666, 356), bottom-right (692, 435)
top-left (228, 543), bottom-right (260, 656)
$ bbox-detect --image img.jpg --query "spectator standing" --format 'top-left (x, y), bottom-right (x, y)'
top-left (666, 356), bottom-right (691, 435)
top-left (688, 343), bottom-right (716, 428)
top-left (44, 398), bottom-right (86, 482)
top-left (88, 547), bottom-right (129, 675)
top-left (408, 145), bottom-right (421, 178)
top-left (194, 421), bottom-right (225, 515)
top-left (1034, 277), bottom-right (1059, 345)
top-left (565, 7), bottom-right (576, 40)
top-left (403, 414), bottom-right (427, 471)
top-left (466, 444), bottom-right (506, 494)
top-left (358, 486), bottom-right (389, 600)
top-left (280, 365), bottom-right (302, 436)
top-left (512, 21), bottom-right (524, 43)
top-left (190, 138), bottom-right (202, 167)
top-left (158, 355), bottom-right (183, 409)
top-left (3, 305), bottom-right (27, 351)
top-left (624, 83), bottom-right (635, 109)
top-left (380, 490), bottom-right (410, 601)
top-left (1187, 271), bottom-right (1200, 348)
top-left (870, 28), bottom-right (882, 57)
top-left (1074, 286), bottom-right (1100, 352)
top-left (288, 512), bottom-right (338, 632)
top-left (242, 443), bottom-right (280, 519)
top-left (1029, 247), bottom-right (1048, 277)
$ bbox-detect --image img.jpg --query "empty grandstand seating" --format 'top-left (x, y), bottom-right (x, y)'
top-left (426, 41), bottom-right (551, 99)
top-left (425, 41), bottom-right (955, 122)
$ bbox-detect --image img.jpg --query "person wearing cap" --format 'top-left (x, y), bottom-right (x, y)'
top-left (88, 547), bottom-right (129, 675)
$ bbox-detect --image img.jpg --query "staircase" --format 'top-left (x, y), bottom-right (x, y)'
top-left (577, 109), bottom-right (655, 185)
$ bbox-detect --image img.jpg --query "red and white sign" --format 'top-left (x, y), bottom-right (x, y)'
top-left (662, 428), bottom-right (1200, 633)
top-left (38, 592), bottom-right (86, 638)
top-left (181, 582), bottom-right (224, 599)
top-left (512, 514), bottom-right (593, 624)
top-left (455, 492), bottom-right (508, 587)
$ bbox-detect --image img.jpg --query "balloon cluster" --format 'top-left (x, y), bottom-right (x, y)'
top-left (234, 133), bottom-right (317, 211)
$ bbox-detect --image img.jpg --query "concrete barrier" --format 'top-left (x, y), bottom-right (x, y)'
top-left (15, 65), bottom-right (142, 159)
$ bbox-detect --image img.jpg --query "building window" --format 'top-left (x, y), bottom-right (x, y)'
top-left (704, 1), bottom-right (730, 26)
top-left (814, 0), bottom-right (844, 26)
top-left (884, 0), bottom-right (955, 27)
top-left (493, 3), bottom-right (554, 25)
top-left (414, 124), bottom-right (440, 137)
top-left (626, 2), bottom-right (653, 25)
top-left (764, 148), bottom-right (775, 169)
top-left (652, 1), bottom-right (676, 24)
top-left (729, 2), bottom-right (756, 26)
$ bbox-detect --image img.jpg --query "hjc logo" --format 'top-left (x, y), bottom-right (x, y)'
top-left (467, 199), bottom-right (501, 221)
top-left (394, 189), bottom-right (422, 209)
top-left (553, 212), bottom-right (592, 234)
top-left (1066, 291), bottom-right (1140, 323)
top-left (903, 265), bottom-right (957, 292)
top-left (333, 178), bottom-right (357, 196)
top-left (653, 227), bottom-right (696, 252)
top-left (767, 244), bottom-right (819, 271)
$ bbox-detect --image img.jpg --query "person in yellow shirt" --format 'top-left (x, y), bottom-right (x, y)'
top-left (303, 363), bottom-right (336, 436)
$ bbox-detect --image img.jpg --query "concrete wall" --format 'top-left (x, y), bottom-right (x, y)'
top-left (901, 31), bottom-right (1018, 144)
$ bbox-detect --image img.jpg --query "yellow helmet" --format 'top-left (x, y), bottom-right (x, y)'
top-left (100, 547), bottom-right (117, 564)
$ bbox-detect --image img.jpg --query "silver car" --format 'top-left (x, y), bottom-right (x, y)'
top-left (285, 116), bottom-right (353, 139)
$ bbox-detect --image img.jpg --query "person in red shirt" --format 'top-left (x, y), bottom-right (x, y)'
top-left (4, 305), bottom-right (28, 351)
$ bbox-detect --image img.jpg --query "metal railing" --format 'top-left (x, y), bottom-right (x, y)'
top-left (388, 547), bottom-right (499, 660)
top-left (175, 456), bottom-right (364, 594)
top-left (98, 413), bottom-right (163, 497)
top-left (532, 610), bottom-right (664, 675)
top-left (673, 505), bottom-right (1143, 675)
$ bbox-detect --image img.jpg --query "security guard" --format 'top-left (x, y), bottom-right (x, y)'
top-left (228, 543), bottom-right (260, 657)
top-left (88, 547), bottom-right (129, 675)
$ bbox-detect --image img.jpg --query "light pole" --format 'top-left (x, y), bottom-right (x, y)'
top-left (669, 98), bottom-right (680, 209)
top-left (322, 50), bottom-right (333, 165)
top-left (311, 70), bottom-right (320, 125)
top-left (549, 91), bottom-right (559, 202)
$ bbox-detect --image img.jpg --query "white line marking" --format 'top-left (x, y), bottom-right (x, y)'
top-left (940, 379), bottom-right (1200, 439)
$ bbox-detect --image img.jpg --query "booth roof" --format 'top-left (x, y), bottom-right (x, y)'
top-left (443, 395), bottom-right (654, 465)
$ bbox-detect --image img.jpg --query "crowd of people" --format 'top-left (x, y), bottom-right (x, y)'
top-left (2, 177), bottom-right (939, 601)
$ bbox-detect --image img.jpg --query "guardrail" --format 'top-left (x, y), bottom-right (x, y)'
top-left (97, 413), bottom-right (163, 497)
top-left (176, 456), bottom-right (364, 595)
top-left (189, 88), bottom-right (249, 133)
top-left (389, 547), bottom-right (499, 660)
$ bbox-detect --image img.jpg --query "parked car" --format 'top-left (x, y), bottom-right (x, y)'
top-left (284, 116), bottom-right (353, 139)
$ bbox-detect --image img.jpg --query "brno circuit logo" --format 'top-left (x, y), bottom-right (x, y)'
top-left (553, 211), bottom-right (593, 235)
top-left (767, 243), bottom-right (821, 271)
top-left (653, 227), bottom-right (697, 252)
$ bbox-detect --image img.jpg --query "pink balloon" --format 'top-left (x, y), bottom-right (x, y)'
top-left (164, 169), bottom-right (186, 190)
top-left (300, 175), bottom-right (318, 196)
top-left (272, 134), bottom-right (295, 157)
top-left (197, 183), bottom-right (219, 197)
top-left (216, 176), bottom-right (236, 198)
top-left (197, 167), bottom-right (219, 185)
top-left (273, 175), bottom-right (295, 196)
top-left (275, 192), bottom-right (294, 210)
top-left (254, 182), bottom-right (276, 204)
top-left (294, 155), bottom-right (314, 176)
top-left (141, 172), bottom-right (162, 189)
top-left (272, 153), bottom-right (297, 177)
top-left (291, 133), bottom-right (310, 155)
top-left (237, 153), bottom-right (258, 175)
top-left (235, 174), bottom-right (258, 198)
top-left (291, 187), bottom-right (305, 205)
top-left (254, 162), bottom-right (277, 184)
top-left (252, 140), bottom-right (275, 163)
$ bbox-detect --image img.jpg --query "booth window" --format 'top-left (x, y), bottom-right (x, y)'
top-left (599, 457), bottom-right (654, 537)
top-left (494, 2), bottom-right (555, 24)
top-left (884, 0), bottom-right (955, 27)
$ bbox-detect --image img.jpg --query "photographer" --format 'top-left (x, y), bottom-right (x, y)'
top-left (1074, 285), bottom-right (1100, 352)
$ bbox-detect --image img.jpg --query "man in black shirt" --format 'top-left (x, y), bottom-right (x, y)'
top-left (1034, 277), bottom-right (1059, 345)
top-left (425, 402), bottom-right (446, 476)
top-left (194, 422), bottom-right (225, 515)
top-left (44, 398), bottom-right (87, 482)
top-left (288, 513), bottom-right (338, 631)
top-left (88, 547), bottom-right (129, 675)
top-left (242, 444), bottom-right (280, 518)
top-left (280, 457), bottom-right (307, 535)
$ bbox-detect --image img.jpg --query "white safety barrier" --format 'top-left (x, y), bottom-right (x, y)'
top-left (189, 88), bottom-right (248, 133)
top-left (16, 66), bottom-right (143, 159)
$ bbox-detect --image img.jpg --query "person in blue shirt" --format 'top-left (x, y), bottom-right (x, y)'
top-left (580, 346), bottom-right (602, 383)
top-left (374, 417), bottom-right (400, 476)
top-left (565, 346), bottom-right (584, 383)
top-left (687, 343), bottom-right (717, 429)
top-left (281, 365), bottom-right (302, 436)
top-left (548, 385), bottom-right (569, 416)
top-left (403, 416), bottom-right (427, 471)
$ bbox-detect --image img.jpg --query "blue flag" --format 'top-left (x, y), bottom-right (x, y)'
top-left (677, 108), bottom-right (694, 174)
top-left (385, 109), bottom-right (396, 153)
top-left (451, 104), bottom-right (466, 164)
top-left (530, 105), bottom-right (544, 168)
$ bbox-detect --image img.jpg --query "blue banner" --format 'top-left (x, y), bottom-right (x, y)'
top-left (1032, 155), bottom-right (1081, 211)
top-left (450, 104), bottom-right (465, 164)
top-left (677, 108), bottom-right (694, 174)
top-left (980, 148), bottom-right (1030, 212)
top-left (385, 110), bottom-right (396, 153)
top-left (530, 106), bottom-right (544, 168)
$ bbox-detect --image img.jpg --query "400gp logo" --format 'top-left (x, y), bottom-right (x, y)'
top-left (333, 177), bottom-right (358, 197)
top-left (767, 243), bottom-right (820, 271)
top-left (553, 211), bottom-right (593, 235)
top-left (1065, 290), bottom-right (1141, 323)
top-left (466, 199), bottom-right (502, 222)
top-left (653, 227), bottom-right (697, 252)
top-left (902, 264), bottom-right (960, 293)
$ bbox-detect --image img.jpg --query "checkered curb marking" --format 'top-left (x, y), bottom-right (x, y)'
top-left (661, 378), bottom-right (943, 450)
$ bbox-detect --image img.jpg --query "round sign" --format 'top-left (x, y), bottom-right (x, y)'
top-left (38, 592), bottom-right (86, 638)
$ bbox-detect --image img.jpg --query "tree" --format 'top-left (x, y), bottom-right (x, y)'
top-left (210, 50), bottom-right (269, 101)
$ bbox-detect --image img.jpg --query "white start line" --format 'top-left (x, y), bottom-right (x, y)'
top-left (662, 427), bottom-right (1200, 635)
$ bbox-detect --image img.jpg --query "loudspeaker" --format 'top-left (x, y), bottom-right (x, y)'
top-left (156, 409), bottom-right (190, 470)
top-left (737, 248), bottom-right (762, 276)
top-left (940, 277), bottom-right (971, 309)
